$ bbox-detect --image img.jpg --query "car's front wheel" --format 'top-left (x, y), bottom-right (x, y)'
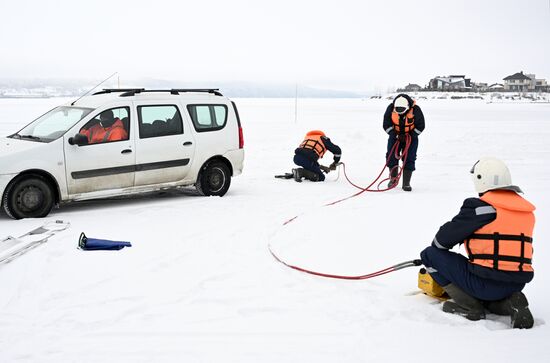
top-left (196, 161), bottom-right (231, 196)
top-left (2, 175), bottom-right (55, 219)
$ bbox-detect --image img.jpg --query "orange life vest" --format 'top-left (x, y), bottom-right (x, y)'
top-left (84, 119), bottom-right (127, 144)
top-left (391, 101), bottom-right (416, 133)
top-left (299, 130), bottom-right (326, 158)
top-left (465, 190), bottom-right (535, 272)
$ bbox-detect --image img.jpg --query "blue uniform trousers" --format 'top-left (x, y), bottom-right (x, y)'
top-left (386, 134), bottom-right (418, 171)
top-left (293, 154), bottom-right (325, 181)
top-left (420, 246), bottom-right (525, 301)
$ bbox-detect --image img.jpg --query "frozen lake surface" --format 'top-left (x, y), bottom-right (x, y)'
top-left (0, 96), bottom-right (549, 362)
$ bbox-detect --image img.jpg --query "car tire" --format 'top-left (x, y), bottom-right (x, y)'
top-left (2, 175), bottom-right (55, 219)
top-left (196, 161), bottom-right (231, 197)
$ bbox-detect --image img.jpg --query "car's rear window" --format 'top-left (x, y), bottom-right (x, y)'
top-left (187, 104), bottom-right (227, 132)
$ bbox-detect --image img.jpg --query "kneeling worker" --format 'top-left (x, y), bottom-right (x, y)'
top-left (293, 130), bottom-right (341, 182)
top-left (420, 157), bottom-right (535, 329)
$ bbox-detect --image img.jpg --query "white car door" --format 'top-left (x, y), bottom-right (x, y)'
top-left (63, 105), bottom-right (136, 196)
top-left (133, 102), bottom-right (196, 186)
top-left (185, 102), bottom-right (234, 157)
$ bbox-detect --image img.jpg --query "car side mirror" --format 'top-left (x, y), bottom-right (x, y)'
top-left (68, 133), bottom-right (89, 146)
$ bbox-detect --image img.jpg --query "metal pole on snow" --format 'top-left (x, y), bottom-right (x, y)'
top-left (294, 83), bottom-right (298, 124)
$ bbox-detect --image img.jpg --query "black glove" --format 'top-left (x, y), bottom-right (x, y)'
top-left (329, 162), bottom-right (338, 171)
top-left (319, 165), bottom-right (331, 173)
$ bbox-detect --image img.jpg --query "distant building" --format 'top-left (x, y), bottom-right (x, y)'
top-left (503, 71), bottom-right (532, 91)
top-left (488, 83), bottom-right (505, 91)
top-left (534, 78), bottom-right (548, 92)
top-left (402, 83), bottom-right (422, 92)
top-left (471, 82), bottom-right (488, 91)
top-left (396, 83), bottom-right (422, 92)
top-left (502, 71), bottom-right (548, 91)
top-left (429, 75), bottom-right (471, 90)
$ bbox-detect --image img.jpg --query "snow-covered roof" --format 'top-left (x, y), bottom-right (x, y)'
top-left (433, 76), bottom-right (466, 84)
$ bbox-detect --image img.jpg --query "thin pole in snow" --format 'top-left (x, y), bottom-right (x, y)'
top-left (294, 83), bottom-right (298, 124)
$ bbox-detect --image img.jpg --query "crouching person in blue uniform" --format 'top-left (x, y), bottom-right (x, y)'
top-left (420, 157), bottom-right (535, 328)
top-left (292, 130), bottom-right (341, 182)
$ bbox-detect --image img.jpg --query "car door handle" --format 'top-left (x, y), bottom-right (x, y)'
top-left (183, 142), bottom-right (193, 146)
top-left (121, 149), bottom-right (133, 154)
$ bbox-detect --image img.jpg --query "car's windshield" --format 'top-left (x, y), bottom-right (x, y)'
top-left (11, 106), bottom-right (93, 142)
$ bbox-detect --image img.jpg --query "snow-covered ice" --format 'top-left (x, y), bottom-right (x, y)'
top-left (0, 96), bottom-right (549, 362)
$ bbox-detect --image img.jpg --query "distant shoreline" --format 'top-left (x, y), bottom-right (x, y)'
top-left (0, 90), bottom-right (548, 101)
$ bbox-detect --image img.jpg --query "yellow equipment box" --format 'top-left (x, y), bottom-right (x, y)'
top-left (418, 268), bottom-right (448, 299)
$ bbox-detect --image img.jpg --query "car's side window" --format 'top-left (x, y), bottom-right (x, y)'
top-left (138, 105), bottom-right (183, 139)
top-left (187, 104), bottom-right (227, 132)
top-left (79, 107), bottom-right (130, 145)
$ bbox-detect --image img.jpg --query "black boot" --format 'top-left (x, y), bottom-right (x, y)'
top-left (486, 292), bottom-right (534, 329)
top-left (402, 169), bottom-right (413, 191)
top-left (301, 169), bottom-right (320, 182)
top-left (275, 172), bottom-right (294, 179)
top-left (442, 284), bottom-right (485, 321)
top-left (387, 168), bottom-right (398, 188)
top-left (292, 168), bottom-right (303, 183)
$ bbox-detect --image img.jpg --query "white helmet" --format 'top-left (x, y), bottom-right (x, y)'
top-left (394, 96), bottom-right (409, 114)
top-left (470, 157), bottom-right (522, 194)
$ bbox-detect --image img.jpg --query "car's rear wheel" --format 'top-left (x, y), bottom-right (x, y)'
top-left (2, 175), bottom-right (55, 219)
top-left (196, 161), bottom-right (231, 196)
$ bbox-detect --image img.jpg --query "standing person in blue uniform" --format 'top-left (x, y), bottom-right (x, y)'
top-left (420, 157), bottom-right (535, 329)
top-left (292, 130), bottom-right (341, 182)
top-left (383, 94), bottom-right (425, 191)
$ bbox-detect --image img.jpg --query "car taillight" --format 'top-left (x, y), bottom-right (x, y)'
top-left (238, 126), bottom-right (244, 149)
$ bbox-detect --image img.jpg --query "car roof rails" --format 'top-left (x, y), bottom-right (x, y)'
top-left (171, 89), bottom-right (224, 96)
top-left (93, 88), bottom-right (146, 95)
top-left (118, 89), bottom-right (223, 97)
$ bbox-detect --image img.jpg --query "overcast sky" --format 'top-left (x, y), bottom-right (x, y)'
top-left (0, 0), bottom-right (549, 92)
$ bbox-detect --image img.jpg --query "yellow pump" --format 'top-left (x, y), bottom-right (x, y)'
top-left (418, 268), bottom-right (449, 299)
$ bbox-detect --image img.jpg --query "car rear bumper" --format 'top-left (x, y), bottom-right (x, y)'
top-left (224, 149), bottom-right (244, 176)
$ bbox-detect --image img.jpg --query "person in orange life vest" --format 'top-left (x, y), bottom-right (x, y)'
top-left (420, 157), bottom-right (535, 328)
top-left (80, 109), bottom-right (128, 144)
top-left (383, 93), bottom-right (425, 191)
top-left (292, 130), bottom-right (341, 182)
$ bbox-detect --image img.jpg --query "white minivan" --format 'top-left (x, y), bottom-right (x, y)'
top-left (0, 88), bottom-right (244, 219)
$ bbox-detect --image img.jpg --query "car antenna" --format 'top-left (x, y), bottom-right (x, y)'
top-left (70, 72), bottom-right (118, 106)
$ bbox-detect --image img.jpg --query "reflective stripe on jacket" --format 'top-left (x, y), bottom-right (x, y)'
top-left (299, 131), bottom-right (326, 158)
top-left (465, 190), bottom-right (535, 272)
